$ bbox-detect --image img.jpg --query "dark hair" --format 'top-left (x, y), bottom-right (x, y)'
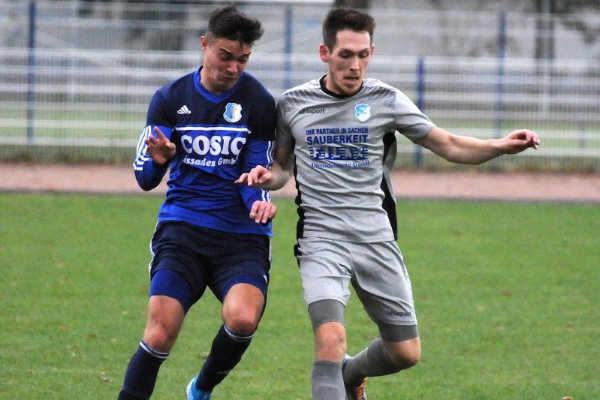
top-left (206, 5), bottom-right (264, 45)
top-left (322, 7), bottom-right (375, 50)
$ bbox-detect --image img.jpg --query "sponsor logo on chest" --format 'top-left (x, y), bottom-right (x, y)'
top-left (175, 102), bottom-right (248, 169)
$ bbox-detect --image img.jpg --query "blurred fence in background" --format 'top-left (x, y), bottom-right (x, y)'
top-left (1, 0), bottom-right (599, 170)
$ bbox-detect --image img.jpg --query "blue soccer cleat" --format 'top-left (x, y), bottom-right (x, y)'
top-left (186, 375), bottom-right (211, 400)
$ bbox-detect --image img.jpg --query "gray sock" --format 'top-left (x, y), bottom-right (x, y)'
top-left (343, 338), bottom-right (400, 386)
top-left (312, 360), bottom-right (345, 400)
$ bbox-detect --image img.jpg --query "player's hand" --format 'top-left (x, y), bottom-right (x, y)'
top-left (146, 127), bottom-right (176, 165)
top-left (502, 129), bottom-right (540, 154)
top-left (235, 165), bottom-right (273, 189)
top-left (249, 200), bottom-right (277, 224)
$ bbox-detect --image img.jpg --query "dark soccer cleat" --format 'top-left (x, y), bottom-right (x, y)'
top-left (345, 377), bottom-right (367, 400)
top-left (343, 354), bottom-right (367, 400)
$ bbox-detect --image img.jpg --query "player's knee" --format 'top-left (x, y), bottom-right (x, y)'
top-left (382, 333), bottom-right (421, 371)
top-left (380, 324), bottom-right (421, 369)
top-left (225, 314), bottom-right (259, 336)
top-left (222, 284), bottom-right (264, 335)
top-left (223, 302), bottom-right (260, 335)
top-left (143, 326), bottom-right (177, 352)
top-left (315, 323), bottom-right (346, 360)
top-left (318, 328), bottom-right (345, 349)
top-left (223, 303), bottom-right (261, 335)
top-left (399, 351), bottom-right (420, 369)
top-left (389, 343), bottom-right (421, 370)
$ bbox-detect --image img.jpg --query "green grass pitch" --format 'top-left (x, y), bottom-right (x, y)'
top-left (1, 193), bottom-right (598, 399)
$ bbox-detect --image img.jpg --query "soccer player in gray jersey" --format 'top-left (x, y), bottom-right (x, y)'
top-left (238, 7), bottom-right (540, 400)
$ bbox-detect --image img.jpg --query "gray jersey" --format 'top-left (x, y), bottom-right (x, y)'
top-left (277, 77), bottom-right (435, 242)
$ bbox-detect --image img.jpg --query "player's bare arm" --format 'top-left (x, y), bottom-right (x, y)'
top-left (236, 146), bottom-right (295, 190)
top-left (146, 126), bottom-right (176, 165)
top-left (416, 126), bottom-right (540, 165)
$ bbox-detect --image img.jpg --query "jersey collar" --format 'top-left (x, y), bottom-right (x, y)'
top-left (319, 75), bottom-right (364, 99)
top-left (193, 67), bottom-right (245, 104)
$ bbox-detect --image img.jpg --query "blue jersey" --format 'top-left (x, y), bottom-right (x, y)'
top-left (133, 68), bottom-right (276, 236)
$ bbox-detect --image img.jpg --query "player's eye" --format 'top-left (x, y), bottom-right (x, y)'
top-left (219, 51), bottom-right (234, 61)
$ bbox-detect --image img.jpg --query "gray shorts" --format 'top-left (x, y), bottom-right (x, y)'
top-left (296, 237), bottom-right (417, 326)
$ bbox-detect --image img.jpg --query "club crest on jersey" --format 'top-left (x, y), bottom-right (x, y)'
top-left (223, 102), bottom-right (242, 123)
top-left (354, 103), bottom-right (371, 122)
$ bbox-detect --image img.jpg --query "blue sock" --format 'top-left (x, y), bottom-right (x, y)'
top-left (118, 341), bottom-right (169, 400)
top-left (196, 324), bottom-right (253, 392)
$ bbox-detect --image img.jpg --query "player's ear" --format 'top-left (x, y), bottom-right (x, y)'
top-left (319, 44), bottom-right (330, 63)
top-left (200, 35), bottom-right (209, 51)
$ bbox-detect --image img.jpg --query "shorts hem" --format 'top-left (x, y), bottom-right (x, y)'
top-left (306, 296), bottom-right (347, 307)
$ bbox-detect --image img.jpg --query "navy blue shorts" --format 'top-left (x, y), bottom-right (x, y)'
top-left (148, 221), bottom-right (271, 312)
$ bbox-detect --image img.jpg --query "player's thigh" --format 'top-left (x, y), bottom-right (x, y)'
top-left (149, 222), bottom-right (210, 310)
top-left (296, 237), bottom-right (353, 306)
top-left (208, 231), bottom-right (271, 302)
top-left (351, 241), bottom-right (418, 328)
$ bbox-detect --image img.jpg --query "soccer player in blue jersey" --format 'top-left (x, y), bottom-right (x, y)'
top-left (238, 7), bottom-right (540, 400)
top-left (118, 6), bottom-right (276, 400)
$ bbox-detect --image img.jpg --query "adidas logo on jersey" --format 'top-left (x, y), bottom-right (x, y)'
top-left (177, 105), bottom-right (191, 115)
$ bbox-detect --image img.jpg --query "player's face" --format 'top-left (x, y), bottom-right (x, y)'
top-left (320, 29), bottom-right (373, 96)
top-left (200, 36), bottom-right (252, 94)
